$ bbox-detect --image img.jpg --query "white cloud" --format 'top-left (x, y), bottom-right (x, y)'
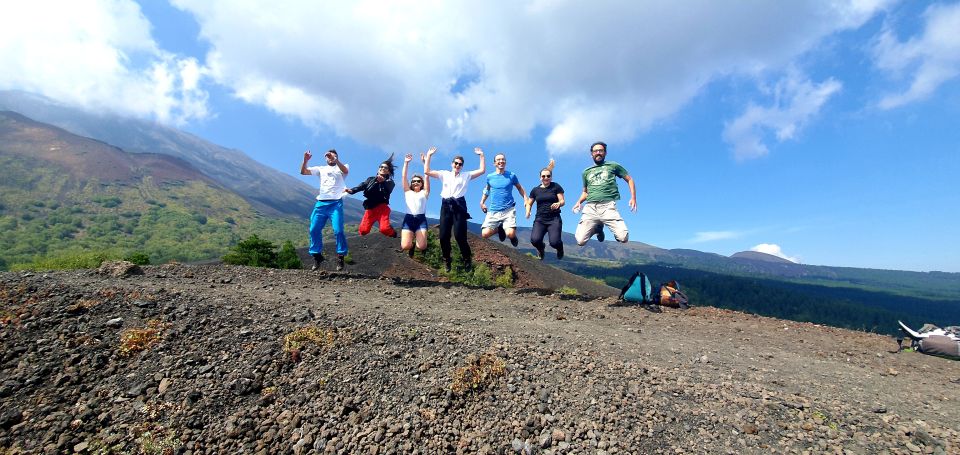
top-left (750, 243), bottom-right (800, 263)
top-left (0, 0), bottom-right (209, 125)
top-left (872, 3), bottom-right (960, 109)
top-left (169, 0), bottom-right (886, 153)
top-left (690, 230), bottom-right (742, 243)
top-left (722, 71), bottom-right (842, 160)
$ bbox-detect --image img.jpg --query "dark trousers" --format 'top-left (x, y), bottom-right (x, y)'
top-left (531, 217), bottom-right (563, 251)
top-left (439, 199), bottom-right (471, 261)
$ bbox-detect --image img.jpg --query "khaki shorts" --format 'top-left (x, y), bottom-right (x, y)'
top-left (575, 201), bottom-right (628, 245)
top-left (481, 207), bottom-right (517, 230)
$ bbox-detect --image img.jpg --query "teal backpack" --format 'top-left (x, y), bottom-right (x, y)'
top-left (619, 271), bottom-right (656, 304)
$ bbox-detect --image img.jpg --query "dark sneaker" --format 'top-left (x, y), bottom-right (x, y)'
top-left (335, 255), bottom-right (345, 271)
top-left (596, 229), bottom-right (605, 242)
top-left (460, 260), bottom-right (473, 272)
top-left (556, 244), bottom-right (564, 260)
top-left (497, 225), bottom-right (507, 242)
top-left (535, 246), bottom-right (545, 260)
top-left (509, 236), bottom-right (519, 247)
top-left (407, 248), bottom-right (415, 258)
top-left (444, 258), bottom-right (452, 273)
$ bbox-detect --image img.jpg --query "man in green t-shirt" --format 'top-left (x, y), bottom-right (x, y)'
top-left (571, 141), bottom-right (636, 246)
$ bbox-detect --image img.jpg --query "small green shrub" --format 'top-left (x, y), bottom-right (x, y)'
top-left (556, 286), bottom-right (579, 296)
top-left (222, 234), bottom-right (279, 267)
top-left (276, 241), bottom-right (302, 269)
top-left (124, 252), bottom-right (151, 266)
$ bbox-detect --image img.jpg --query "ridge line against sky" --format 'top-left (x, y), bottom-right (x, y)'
top-left (1, 0), bottom-right (958, 272)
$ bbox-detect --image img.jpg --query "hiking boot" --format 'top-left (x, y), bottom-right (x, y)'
top-left (444, 257), bottom-right (452, 273)
top-left (460, 260), bottom-right (473, 272)
top-left (556, 244), bottom-right (564, 260)
top-left (596, 228), bottom-right (605, 242)
top-left (497, 225), bottom-right (507, 242)
top-left (311, 253), bottom-right (324, 271)
top-left (509, 236), bottom-right (519, 247)
top-left (335, 255), bottom-right (345, 271)
top-left (535, 246), bottom-right (545, 260)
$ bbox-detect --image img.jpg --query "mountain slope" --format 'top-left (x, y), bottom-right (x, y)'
top-left (0, 111), bottom-right (305, 268)
top-left (0, 90), bottom-right (362, 221)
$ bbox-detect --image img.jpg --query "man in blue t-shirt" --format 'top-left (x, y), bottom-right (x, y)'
top-left (479, 153), bottom-right (526, 247)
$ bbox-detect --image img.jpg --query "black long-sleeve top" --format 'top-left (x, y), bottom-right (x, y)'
top-left (348, 176), bottom-right (395, 210)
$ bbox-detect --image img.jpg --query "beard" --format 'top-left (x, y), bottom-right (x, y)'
top-left (593, 156), bottom-right (605, 165)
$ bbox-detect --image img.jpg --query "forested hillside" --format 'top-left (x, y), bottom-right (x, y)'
top-left (0, 112), bottom-right (306, 269)
top-left (559, 260), bottom-right (960, 335)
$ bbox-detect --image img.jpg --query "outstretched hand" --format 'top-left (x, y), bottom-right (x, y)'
top-left (303, 150), bottom-right (312, 161)
top-left (629, 198), bottom-right (637, 212)
top-left (474, 147), bottom-right (483, 155)
top-left (420, 153), bottom-right (426, 162)
top-left (404, 153), bottom-right (413, 163)
top-left (426, 146), bottom-right (437, 156)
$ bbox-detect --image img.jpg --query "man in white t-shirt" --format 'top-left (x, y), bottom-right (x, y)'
top-left (300, 149), bottom-right (349, 271)
top-left (424, 147), bottom-right (485, 272)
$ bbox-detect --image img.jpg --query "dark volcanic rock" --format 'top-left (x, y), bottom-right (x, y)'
top-left (0, 264), bottom-right (958, 454)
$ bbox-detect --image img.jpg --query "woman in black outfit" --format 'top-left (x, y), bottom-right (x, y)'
top-left (524, 159), bottom-right (565, 260)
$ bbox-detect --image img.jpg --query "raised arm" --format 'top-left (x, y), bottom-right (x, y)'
top-left (421, 153), bottom-right (430, 196)
top-left (300, 150), bottom-right (312, 175)
top-left (468, 147), bottom-right (486, 179)
top-left (423, 147), bottom-right (441, 178)
top-left (545, 158), bottom-right (555, 172)
top-left (402, 154), bottom-right (412, 191)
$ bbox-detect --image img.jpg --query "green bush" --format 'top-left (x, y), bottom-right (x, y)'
top-left (11, 251), bottom-right (120, 271)
top-left (124, 251), bottom-right (151, 265)
top-left (276, 241), bottom-right (302, 269)
top-left (222, 234), bottom-right (279, 267)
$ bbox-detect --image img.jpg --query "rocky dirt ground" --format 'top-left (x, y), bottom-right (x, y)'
top-left (1, 260), bottom-right (958, 454)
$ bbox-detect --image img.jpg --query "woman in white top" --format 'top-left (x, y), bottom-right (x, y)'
top-left (424, 146), bottom-right (485, 272)
top-left (400, 153), bottom-right (430, 257)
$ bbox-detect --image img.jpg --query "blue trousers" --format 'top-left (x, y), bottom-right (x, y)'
top-left (309, 199), bottom-right (348, 256)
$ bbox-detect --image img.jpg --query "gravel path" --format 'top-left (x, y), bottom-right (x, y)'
top-left (1, 264), bottom-right (957, 454)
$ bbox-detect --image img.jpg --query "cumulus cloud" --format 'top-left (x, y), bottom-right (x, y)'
top-left (170, 0), bottom-right (886, 153)
top-left (750, 243), bottom-right (800, 263)
top-left (690, 230), bottom-right (742, 243)
top-left (872, 2), bottom-right (960, 109)
top-left (0, 0), bottom-right (209, 125)
top-left (722, 71), bottom-right (842, 160)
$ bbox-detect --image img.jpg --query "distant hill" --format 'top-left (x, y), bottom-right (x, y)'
top-left (0, 90), bottom-right (363, 221)
top-left (731, 250), bottom-right (795, 264)
top-left (0, 111), bottom-right (305, 268)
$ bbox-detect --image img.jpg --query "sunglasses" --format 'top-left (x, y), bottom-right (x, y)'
top-left (540, 174), bottom-right (552, 178)
top-left (379, 165), bottom-right (390, 169)
top-left (452, 161), bottom-right (464, 167)
top-left (411, 180), bottom-right (423, 184)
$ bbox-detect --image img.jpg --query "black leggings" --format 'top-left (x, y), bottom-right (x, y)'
top-left (531, 217), bottom-right (563, 251)
top-left (439, 199), bottom-right (472, 261)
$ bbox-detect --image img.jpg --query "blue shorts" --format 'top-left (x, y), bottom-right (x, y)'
top-left (402, 214), bottom-right (428, 232)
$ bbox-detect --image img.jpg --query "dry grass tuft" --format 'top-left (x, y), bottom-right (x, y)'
top-left (118, 320), bottom-right (168, 357)
top-left (283, 326), bottom-right (341, 354)
top-left (450, 352), bottom-right (507, 395)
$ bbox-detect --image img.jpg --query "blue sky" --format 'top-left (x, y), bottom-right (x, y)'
top-left (2, 1), bottom-right (958, 272)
